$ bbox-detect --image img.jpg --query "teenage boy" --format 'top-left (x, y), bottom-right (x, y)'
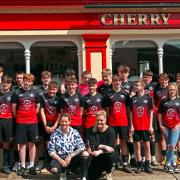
top-left (142, 70), bottom-right (159, 166)
top-left (60, 78), bottom-right (84, 135)
top-left (36, 71), bottom-right (52, 170)
top-left (83, 78), bottom-right (103, 141)
top-left (40, 81), bottom-right (61, 167)
top-left (77, 71), bottom-right (92, 96)
top-left (0, 75), bottom-right (13, 174)
top-left (154, 73), bottom-right (169, 165)
top-left (130, 79), bottom-right (154, 174)
top-left (117, 64), bottom-right (136, 166)
top-left (12, 71), bottom-right (24, 172)
top-left (105, 75), bottom-right (132, 173)
top-left (11, 73), bottom-right (40, 176)
top-left (97, 68), bottom-right (112, 97)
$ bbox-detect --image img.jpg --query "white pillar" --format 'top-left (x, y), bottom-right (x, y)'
top-left (24, 49), bottom-right (31, 73)
top-left (109, 48), bottom-right (113, 71)
top-left (77, 49), bottom-right (82, 83)
top-left (157, 48), bottom-right (164, 74)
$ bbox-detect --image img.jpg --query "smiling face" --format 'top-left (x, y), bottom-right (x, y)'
top-left (48, 86), bottom-right (58, 97)
top-left (143, 75), bottom-right (152, 84)
top-left (96, 115), bottom-right (106, 129)
top-left (41, 75), bottom-right (51, 86)
top-left (23, 79), bottom-right (33, 90)
top-left (60, 116), bottom-right (71, 132)
top-left (67, 82), bottom-right (77, 94)
top-left (168, 84), bottom-right (177, 98)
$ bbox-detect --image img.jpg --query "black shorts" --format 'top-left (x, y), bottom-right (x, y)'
top-left (43, 121), bottom-right (54, 141)
top-left (16, 123), bottom-right (39, 144)
top-left (133, 130), bottom-right (150, 142)
top-left (0, 118), bottom-right (13, 142)
top-left (112, 126), bottom-right (128, 140)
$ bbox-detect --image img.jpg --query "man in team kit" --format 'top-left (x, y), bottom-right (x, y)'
top-left (11, 73), bottom-right (40, 176)
top-left (0, 75), bottom-right (13, 174)
top-left (83, 78), bottom-right (103, 141)
top-left (104, 75), bottom-right (132, 173)
top-left (40, 80), bottom-right (61, 169)
top-left (130, 79), bottom-right (154, 174)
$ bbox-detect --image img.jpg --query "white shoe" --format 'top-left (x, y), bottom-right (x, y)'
top-left (36, 160), bottom-right (45, 171)
top-left (12, 162), bottom-right (20, 172)
top-left (59, 173), bottom-right (67, 180)
top-left (81, 177), bottom-right (86, 180)
top-left (106, 173), bottom-right (113, 180)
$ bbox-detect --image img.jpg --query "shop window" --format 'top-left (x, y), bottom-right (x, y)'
top-left (163, 40), bottom-right (180, 81)
top-left (112, 40), bottom-right (158, 81)
top-left (0, 42), bottom-right (24, 79)
top-left (31, 41), bottom-right (78, 84)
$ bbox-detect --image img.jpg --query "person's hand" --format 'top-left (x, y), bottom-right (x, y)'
top-left (48, 126), bottom-right (56, 133)
top-left (129, 125), bottom-right (134, 134)
top-left (45, 126), bottom-right (51, 134)
top-left (103, 146), bottom-right (114, 153)
top-left (91, 150), bottom-right (103, 157)
top-left (64, 155), bottom-right (72, 166)
top-left (59, 159), bottom-right (68, 168)
top-left (172, 125), bottom-right (180, 132)
top-left (160, 125), bottom-right (167, 135)
top-left (149, 126), bottom-right (154, 135)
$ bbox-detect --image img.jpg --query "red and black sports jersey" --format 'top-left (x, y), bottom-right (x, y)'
top-left (121, 81), bottom-right (134, 95)
top-left (158, 97), bottom-right (180, 129)
top-left (105, 90), bottom-right (130, 126)
top-left (41, 93), bottom-right (61, 123)
top-left (60, 92), bottom-right (84, 126)
top-left (154, 85), bottom-right (167, 109)
top-left (11, 88), bottom-right (40, 124)
top-left (83, 93), bottom-right (103, 128)
top-left (97, 83), bottom-right (112, 97)
top-left (0, 91), bottom-right (13, 119)
top-left (144, 82), bottom-right (157, 102)
top-left (130, 94), bottom-right (153, 130)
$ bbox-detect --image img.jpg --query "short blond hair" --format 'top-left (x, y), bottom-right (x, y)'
top-left (96, 110), bottom-right (107, 119)
top-left (101, 68), bottom-right (112, 76)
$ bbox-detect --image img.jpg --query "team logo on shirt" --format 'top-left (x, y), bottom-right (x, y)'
top-left (114, 102), bottom-right (121, 112)
top-left (90, 106), bottom-right (98, 115)
top-left (46, 105), bottom-right (56, 116)
top-left (23, 100), bottom-right (31, 111)
top-left (144, 100), bottom-right (148, 104)
top-left (137, 106), bottom-right (144, 117)
top-left (167, 108), bottom-right (175, 119)
top-left (0, 104), bottom-right (8, 114)
top-left (68, 105), bottom-right (76, 114)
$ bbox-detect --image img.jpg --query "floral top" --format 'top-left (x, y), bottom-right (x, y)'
top-left (48, 127), bottom-right (85, 159)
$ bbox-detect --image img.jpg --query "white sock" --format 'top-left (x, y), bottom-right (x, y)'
top-left (29, 162), bottom-right (34, 168)
top-left (21, 162), bottom-right (25, 168)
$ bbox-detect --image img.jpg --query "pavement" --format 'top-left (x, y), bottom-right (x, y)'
top-left (0, 166), bottom-right (180, 180)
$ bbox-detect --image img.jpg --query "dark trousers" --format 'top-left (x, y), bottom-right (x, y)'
top-left (88, 151), bottom-right (118, 180)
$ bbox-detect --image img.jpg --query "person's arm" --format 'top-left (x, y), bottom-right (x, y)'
top-left (129, 111), bottom-right (134, 134)
top-left (36, 103), bottom-right (40, 114)
top-left (40, 107), bottom-right (47, 127)
top-left (11, 103), bottom-right (17, 117)
top-left (149, 110), bottom-right (154, 134)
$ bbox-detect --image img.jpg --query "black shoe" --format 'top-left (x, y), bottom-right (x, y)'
top-left (130, 158), bottom-right (137, 167)
top-left (29, 166), bottom-right (37, 175)
top-left (135, 167), bottom-right (142, 174)
top-left (164, 165), bottom-right (174, 173)
top-left (123, 165), bottom-right (132, 173)
top-left (17, 167), bottom-right (25, 176)
top-left (144, 165), bottom-right (153, 174)
top-left (115, 160), bottom-right (121, 169)
top-left (3, 166), bottom-right (11, 174)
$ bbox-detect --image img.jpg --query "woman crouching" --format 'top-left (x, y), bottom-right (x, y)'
top-left (87, 110), bottom-right (118, 180)
top-left (48, 113), bottom-right (90, 180)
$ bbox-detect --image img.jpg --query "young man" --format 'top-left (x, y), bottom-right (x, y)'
top-left (60, 78), bottom-right (84, 135)
top-left (77, 71), bottom-right (92, 96)
top-left (117, 64), bottom-right (136, 167)
top-left (130, 79), bottom-right (154, 174)
top-left (83, 78), bottom-right (103, 141)
top-left (105, 75), bottom-right (132, 173)
top-left (40, 81), bottom-right (61, 167)
top-left (36, 71), bottom-right (52, 170)
top-left (0, 75), bottom-right (13, 174)
top-left (154, 73), bottom-right (169, 165)
top-left (142, 70), bottom-right (159, 166)
top-left (11, 73), bottom-right (40, 176)
top-left (12, 71), bottom-right (24, 172)
top-left (97, 68), bottom-right (112, 97)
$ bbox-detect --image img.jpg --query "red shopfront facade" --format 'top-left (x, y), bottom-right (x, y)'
top-left (0, 0), bottom-right (179, 81)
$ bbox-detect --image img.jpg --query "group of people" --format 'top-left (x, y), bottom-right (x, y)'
top-left (0, 65), bottom-right (179, 180)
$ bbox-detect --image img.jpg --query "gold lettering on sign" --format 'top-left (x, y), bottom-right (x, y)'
top-left (100, 13), bottom-right (171, 26)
